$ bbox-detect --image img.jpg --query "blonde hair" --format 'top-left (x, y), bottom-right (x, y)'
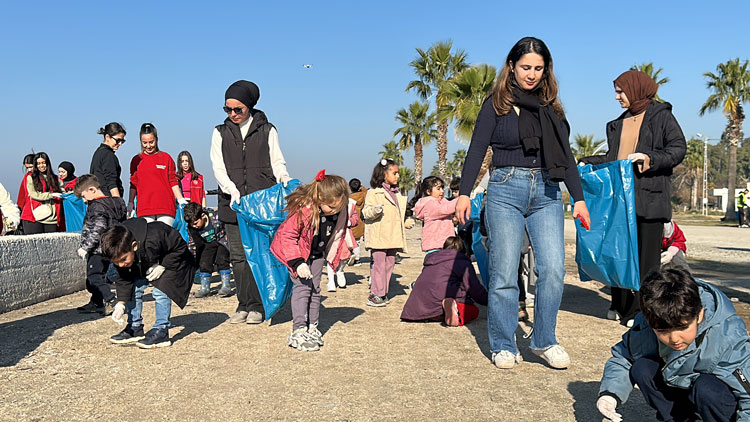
top-left (284, 173), bottom-right (349, 234)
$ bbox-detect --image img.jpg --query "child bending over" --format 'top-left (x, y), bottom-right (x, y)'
top-left (183, 202), bottom-right (233, 298)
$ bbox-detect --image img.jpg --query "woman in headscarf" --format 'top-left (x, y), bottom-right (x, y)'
top-left (580, 70), bottom-right (686, 327)
top-left (58, 161), bottom-right (77, 192)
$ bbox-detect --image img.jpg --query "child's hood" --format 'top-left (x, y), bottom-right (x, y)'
top-left (422, 248), bottom-right (468, 267)
top-left (414, 196), bottom-right (438, 219)
top-left (696, 280), bottom-right (735, 334)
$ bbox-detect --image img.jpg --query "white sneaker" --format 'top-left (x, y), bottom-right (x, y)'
top-left (532, 345), bottom-right (570, 369)
top-left (327, 279), bottom-right (336, 292)
top-left (606, 310), bottom-right (620, 321)
top-left (492, 350), bottom-right (522, 369)
top-left (336, 271), bottom-right (346, 288)
top-left (625, 319), bottom-right (634, 328)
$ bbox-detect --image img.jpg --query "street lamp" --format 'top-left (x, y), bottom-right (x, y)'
top-left (696, 133), bottom-right (720, 216)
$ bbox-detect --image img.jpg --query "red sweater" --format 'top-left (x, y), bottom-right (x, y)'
top-left (130, 152), bottom-right (178, 217)
top-left (662, 221), bottom-right (687, 253)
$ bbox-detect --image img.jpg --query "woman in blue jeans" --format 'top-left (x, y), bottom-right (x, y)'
top-left (456, 37), bottom-right (590, 370)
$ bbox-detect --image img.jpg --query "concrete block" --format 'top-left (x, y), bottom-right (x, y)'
top-left (0, 233), bottom-right (85, 313)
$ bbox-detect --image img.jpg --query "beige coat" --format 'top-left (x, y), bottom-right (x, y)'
top-left (362, 187), bottom-right (407, 252)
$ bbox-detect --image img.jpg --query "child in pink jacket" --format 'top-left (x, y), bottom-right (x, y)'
top-left (270, 171), bottom-right (350, 352)
top-left (413, 176), bottom-right (458, 253)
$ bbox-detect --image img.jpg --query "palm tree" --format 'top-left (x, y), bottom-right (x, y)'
top-left (438, 64), bottom-right (497, 186)
top-left (406, 40), bottom-right (468, 180)
top-left (379, 140), bottom-right (403, 166)
top-left (393, 101), bottom-right (437, 183)
top-left (571, 134), bottom-right (606, 161)
top-left (630, 62), bottom-right (669, 102)
top-left (431, 149), bottom-right (467, 181)
top-left (398, 167), bottom-right (416, 196)
top-left (700, 58), bottom-right (750, 221)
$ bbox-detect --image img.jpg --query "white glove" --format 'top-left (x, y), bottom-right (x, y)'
top-left (280, 175), bottom-right (292, 188)
top-left (77, 248), bottom-right (87, 259)
top-left (177, 197), bottom-right (188, 206)
top-left (660, 250), bottom-right (674, 265)
top-left (230, 188), bottom-right (241, 206)
top-left (51, 192), bottom-right (62, 198)
top-left (596, 395), bottom-right (621, 422)
top-left (111, 302), bottom-right (126, 325)
top-left (296, 263), bottom-right (313, 279)
top-left (146, 264), bottom-right (165, 281)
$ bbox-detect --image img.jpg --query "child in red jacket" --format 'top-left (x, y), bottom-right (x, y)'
top-left (661, 220), bottom-right (689, 271)
top-left (270, 170), bottom-right (350, 352)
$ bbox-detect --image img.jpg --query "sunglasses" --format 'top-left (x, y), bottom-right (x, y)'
top-left (112, 137), bottom-right (126, 145)
top-left (223, 106), bottom-right (245, 115)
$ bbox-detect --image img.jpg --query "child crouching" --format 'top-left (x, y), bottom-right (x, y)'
top-left (401, 237), bottom-right (487, 326)
top-left (598, 268), bottom-right (750, 422)
top-left (270, 170), bottom-right (350, 352)
top-left (183, 202), bottom-right (233, 298)
top-left (100, 218), bottom-right (196, 348)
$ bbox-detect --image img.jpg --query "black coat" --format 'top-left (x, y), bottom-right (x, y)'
top-left (113, 218), bottom-right (196, 308)
top-left (581, 102), bottom-right (686, 220)
top-left (89, 143), bottom-right (124, 196)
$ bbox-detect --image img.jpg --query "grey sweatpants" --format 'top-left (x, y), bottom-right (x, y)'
top-left (291, 258), bottom-right (325, 330)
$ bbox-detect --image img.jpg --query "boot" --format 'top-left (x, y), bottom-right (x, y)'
top-left (218, 269), bottom-right (233, 297)
top-left (194, 272), bottom-right (212, 298)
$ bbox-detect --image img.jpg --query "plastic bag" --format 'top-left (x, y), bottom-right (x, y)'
top-left (232, 180), bottom-right (301, 320)
top-left (470, 193), bottom-right (489, 287)
top-left (173, 203), bottom-right (189, 242)
top-left (575, 160), bottom-right (640, 290)
top-left (61, 193), bottom-right (86, 232)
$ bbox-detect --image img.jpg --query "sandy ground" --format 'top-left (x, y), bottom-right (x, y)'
top-left (2, 221), bottom-right (749, 421)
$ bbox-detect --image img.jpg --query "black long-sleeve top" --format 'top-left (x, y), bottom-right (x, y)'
top-left (458, 98), bottom-right (584, 203)
top-left (90, 143), bottom-right (123, 196)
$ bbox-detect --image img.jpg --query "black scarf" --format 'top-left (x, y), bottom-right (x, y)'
top-left (512, 86), bottom-right (572, 181)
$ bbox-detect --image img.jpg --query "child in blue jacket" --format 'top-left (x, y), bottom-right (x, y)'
top-left (598, 268), bottom-right (750, 422)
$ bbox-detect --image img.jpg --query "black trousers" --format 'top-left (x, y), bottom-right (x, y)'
top-left (225, 222), bottom-right (264, 316)
top-left (611, 217), bottom-right (664, 322)
top-left (630, 357), bottom-right (737, 422)
top-left (22, 220), bottom-right (57, 234)
top-left (86, 254), bottom-right (115, 306)
top-left (740, 206), bottom-right (747, 226)
top-left (197, 242), bottom-right (231, 273)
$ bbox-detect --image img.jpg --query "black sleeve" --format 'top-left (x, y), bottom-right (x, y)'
top-left (579, 154), bottom-right (609, 165)
top-left (155, 223), bottom-right (191, 271)
top-left (564, 154), bottom-right (585, 203)
top-left (99, 152), bottom-right (119, 192)
top-left (114, 267), bottom-right (135, 303)
top-left (288, 258), bottom-right (305, 270)
top-left (459, 98), bottom-right (497, 196)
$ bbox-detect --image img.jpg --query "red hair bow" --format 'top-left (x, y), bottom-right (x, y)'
top-left (315, 169), bottom-right (326, 181)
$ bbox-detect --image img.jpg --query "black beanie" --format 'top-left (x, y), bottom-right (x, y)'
top-left (225, 80), bottom-right (260, 109)
top-left (59, 161), bottom-right (75, 180)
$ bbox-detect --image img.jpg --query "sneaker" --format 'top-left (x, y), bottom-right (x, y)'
top-left (518, 301), bottom-right (529, 321)
top-left (136, 328), bottom-right (171, 349)
top-left (246, 311), bottom-right (263, 324)
top-left (229, 311), bottom-right (249, 324)
top-left (110, 326), bottom-right (145, 344)
top-left (532, 345), bottom-right (570, 369)
top-left (336, 273), bottom-right (346, 289)
top-left (443, 298), bottom-right (461, 326)
top-left (327, 279), bottom-right (336, 292)
top-left (76, 301), bottom-right (101, 313)
top-left (287, 328), bottom-right (319, 351)
top-left (606, 310), bottom-right (620, 321)
top-left (307, 323), bottom-right (324, 347)
top-left (366, 293), bottom-right (387, 307)
top-left (492, 350), bottom-right (522, 369)
top-left (625, 319), bottom-right (634, 328)
top-left (101, 299), bottom-right (116, 316)
top-left (353, 259), bottom-right (362, 267)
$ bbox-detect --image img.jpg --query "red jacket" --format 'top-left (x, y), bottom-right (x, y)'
top-left (662, 221), bottom-right (686, 253)
top-left (179, 173), bottom-right (205, 206)
top-left (130, 152), bottom-right (178, 217)
top-left (270, 205), bottom-right (351, 278)
top-left (17, 174), bottom-right (28, 212)
top-left (20, 173), bottom-right (65, 231)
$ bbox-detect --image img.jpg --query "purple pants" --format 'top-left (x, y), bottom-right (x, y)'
top-left (291, 258), bottom-right (325, 330)
top-left (370, 249), bottom-right (397, 297)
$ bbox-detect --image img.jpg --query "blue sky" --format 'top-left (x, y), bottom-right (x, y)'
top-left (1, 1), bottom-right (748, 203)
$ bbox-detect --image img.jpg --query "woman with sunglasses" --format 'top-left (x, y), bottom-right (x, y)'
top-left (128, 123), bottom-right (187, 225)
top-left (20, 152), bottom-right (64, 234)
top-left (90, 122), bottom-right (126, 198)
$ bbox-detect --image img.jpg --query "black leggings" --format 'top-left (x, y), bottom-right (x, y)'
top-left (22, 220), bottom-right (57, 234)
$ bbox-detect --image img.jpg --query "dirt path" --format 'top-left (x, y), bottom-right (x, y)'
top-left (3, 221), bottom-right (748, 421)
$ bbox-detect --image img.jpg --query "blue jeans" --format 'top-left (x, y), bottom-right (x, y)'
top-left (485, 167), bottom-right (565, 354)
top-left (126, 278), bottom-right (172, 330)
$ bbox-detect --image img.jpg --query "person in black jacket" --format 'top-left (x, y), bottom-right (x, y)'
top-left (100, 218), bottom-right (196, 349)
top-left (90, 122), bottom-right (126, 198)
top-left (580, 70), bottom-right (686, 327)
top-left (73, 174), bottom-right (127, 316)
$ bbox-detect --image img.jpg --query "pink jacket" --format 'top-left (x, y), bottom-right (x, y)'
top-left (345, 198), bottom-right (358, 250)
top-left (413, 196), bottom-right (457, 251)
top-left (271, 204), bottom-right (351, 278)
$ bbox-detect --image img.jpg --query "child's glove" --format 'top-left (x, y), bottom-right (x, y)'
top-left (111, 302), bottom-right (126, 325)
top-left (596, 395), bottom-right (621, 422)
top-left (177, 197), bottom-right (188, 206)
top-left (660, 251), bottom-right (674, 265)
top-left (77, 248), bottom-right (87, 259)
top-left (146, 264), bottom-right (165, 281)
top-left (296, 263), bottom-right (313, 279)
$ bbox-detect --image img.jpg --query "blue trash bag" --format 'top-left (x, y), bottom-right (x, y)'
top-left (575, 160), bottom-right (641, 290)
top-left (172, 202), bottom-right (189, 242)
top-left (61, 193), bottom-right (86, 232)
top-left (232, 180), bottom-right (302, 320)
top-left (470, 193), bottom-right (490, 287)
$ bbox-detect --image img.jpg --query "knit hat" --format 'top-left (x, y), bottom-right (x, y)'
top-left (58, 161), bottom-right (75, 181)
top-left (225, 80), bottom-right (260, 109)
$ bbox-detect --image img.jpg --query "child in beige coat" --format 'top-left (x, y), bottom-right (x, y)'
top-left (362, 159), bottom-right (407, 307)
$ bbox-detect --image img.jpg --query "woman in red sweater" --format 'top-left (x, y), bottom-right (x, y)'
top-left (176, 150), bottom-right (206, 207)
top-left (127, 123), bottom-right (187, 225)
